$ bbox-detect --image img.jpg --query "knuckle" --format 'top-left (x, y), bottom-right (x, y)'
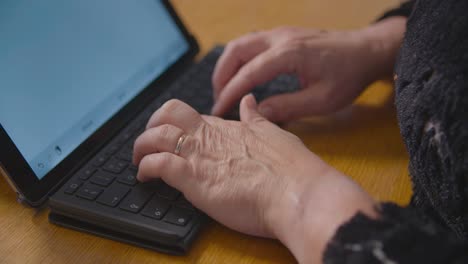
top-left (273, 41), bottom-right (294, 55)
top-left (225, 31), bottom-right (265, 54)
top-left (237, 67), bottom-right (256, 87)
top-left (225, 40), bottom-right (242, 54)
top-left (273, 26), bottom-right (294, 34)
top-left (274, 45), bottom-right (303, 73)
top-left (272, 45), bottom-right (288, 58)
top-left (277, 41), bottom-right (302, 55)
top-left (273, 26), bottom-right (298, 39)
top-left (289, 39), bottom-right (307, 51)
top-left (157, 124), bottom-right (172, 139)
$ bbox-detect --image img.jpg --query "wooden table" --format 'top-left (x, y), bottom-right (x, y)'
top-left (0, 1), bottom-right (411, 263)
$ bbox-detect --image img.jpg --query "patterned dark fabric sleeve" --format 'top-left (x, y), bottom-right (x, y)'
top-left (323, 0), bottom-right (468, 262)
top-left (323, 203), bottom-right (468, 264)
top-left (377, 1), bottom-right (415, 21)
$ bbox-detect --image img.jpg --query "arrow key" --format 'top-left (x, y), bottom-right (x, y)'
top-left (119, 184), bottom-right (153, 213)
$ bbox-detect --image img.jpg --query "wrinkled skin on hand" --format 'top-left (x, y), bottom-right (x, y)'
top-left (133, 96), bottom-right (331, 237)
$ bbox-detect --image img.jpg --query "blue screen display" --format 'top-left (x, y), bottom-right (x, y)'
top-left (0, 0), bottom-right (189, 179)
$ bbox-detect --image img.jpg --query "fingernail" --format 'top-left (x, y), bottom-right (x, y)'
top-left (258, 105), bottom-right (274, 120)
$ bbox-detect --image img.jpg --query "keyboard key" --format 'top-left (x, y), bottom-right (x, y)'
top-left (90, 171), bottom-right (116, 187)
top-left (129, 121), bottom-right (144, 134)
top-left (117, 148), bottom-right (133, 162)
top-left (140, 109), bottom-right (153, 121)
top-left (164, 207), bottom-right (193, 226)
top-left (128, 164), bottom-right (138, 172)
top-left (104, 144), bottom-right (121, 155)
top-left (93, 155), bottom-right (109, 167)
top-left (103, 158), bottom-right (128, 174)
top-left (119, 184), bottom-right (155, 213)
top-left (117, 131), bottom-right (133, 144)
top-left (96, 183), bottom-right (130, 207)
top-left (76, 184), bottom-right (103, 201)
top-left (155, 183), bottom-right (180, 201)
top-left (64, 181), bottom-right (82, 195)
top-left (78, 168), bottom-right (96, 180)
top-left (124, 141), bottom-right (135, 150)
top-left (141, 197), bottom-right (170, 220)
top-left (117, 169), bottom-right (138, 186)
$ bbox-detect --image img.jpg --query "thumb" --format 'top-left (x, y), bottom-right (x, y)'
top-left (239, 94), bottom-right (267, 124)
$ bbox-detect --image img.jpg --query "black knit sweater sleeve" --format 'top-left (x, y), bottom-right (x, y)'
top-left (323, 203), bottom-right (468, 263)
top-left (323, 0), bottom-right (468, 262)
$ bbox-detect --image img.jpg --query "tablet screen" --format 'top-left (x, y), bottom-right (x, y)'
top-left (0, 0), bottom-right (188, 179)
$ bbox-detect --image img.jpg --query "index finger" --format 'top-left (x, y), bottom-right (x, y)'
top-left (211, 47), bottom-right (296, 117)
top-left (212, 32), bottom-right (269, 99)
top-left (146, 99), bottom-right (203, 133)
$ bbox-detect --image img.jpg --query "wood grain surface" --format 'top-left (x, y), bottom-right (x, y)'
top-left (0, 1), bottom-right (410, 263)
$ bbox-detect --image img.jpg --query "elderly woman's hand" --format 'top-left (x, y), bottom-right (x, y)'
top-left (133, 96), bottom-right (376, 263)
top-left (133, 95), bottom-right (317, 237)
top-left (211, 18), bottom-right (407, 122)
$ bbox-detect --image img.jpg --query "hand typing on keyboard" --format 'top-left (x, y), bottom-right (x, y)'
top-left (211, 27), bottom-right (393, 123)
top-left (132, 97), bottom-right (375, 263)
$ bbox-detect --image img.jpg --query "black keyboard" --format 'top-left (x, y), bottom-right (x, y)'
top-left (49, 46), bottom-right (300, 254)
top-left (161, 46), bottom-right (301, 118)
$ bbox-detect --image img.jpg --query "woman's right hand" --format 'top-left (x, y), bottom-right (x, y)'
top-left (211, 17), bottom-right (407, 122)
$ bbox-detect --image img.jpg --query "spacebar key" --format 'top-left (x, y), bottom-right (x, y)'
top-left (119, 185), bottom-right (154, 213)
